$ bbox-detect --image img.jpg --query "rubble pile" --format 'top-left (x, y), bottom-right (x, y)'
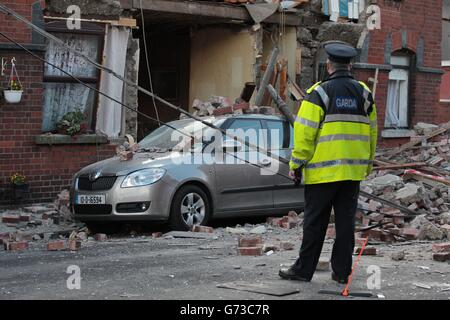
top-left (189, 95), bottom-right (277, 118)
top-left (0, 189), bottom-right (86, 251)
top-left (354, 122), bottom-right (450, 261)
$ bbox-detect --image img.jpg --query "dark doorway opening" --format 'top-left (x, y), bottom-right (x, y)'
top-left (137, 27), bottom-right (191, 140)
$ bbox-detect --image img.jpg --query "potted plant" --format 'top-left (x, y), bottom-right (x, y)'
top-left (56, 109), bottom-right (88, 136)
top-left (3, 76), bottom-right (23, 103)
top-left (10, 173), bottom-right (29, 201)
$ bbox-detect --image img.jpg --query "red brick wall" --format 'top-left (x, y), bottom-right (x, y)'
top-left (0, 0), bottom-right (117, 204)
top-left (361, 0), bottom-right (445, 145)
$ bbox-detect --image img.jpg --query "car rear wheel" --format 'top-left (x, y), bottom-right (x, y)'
top-left (169, 185), bottom-right (211, 231)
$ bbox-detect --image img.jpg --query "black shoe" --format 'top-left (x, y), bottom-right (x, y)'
top-left (279, 267), bottom-right (310, 282)
top-left (331, 272), bottom-right (348, 284)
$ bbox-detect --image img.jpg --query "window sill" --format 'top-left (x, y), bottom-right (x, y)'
top-left (35, 134), bottom-right (109, 145)
top-left (381, 129), bottom-right (415, 138)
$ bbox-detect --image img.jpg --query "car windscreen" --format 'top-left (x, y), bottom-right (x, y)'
top-left (138, 118), bottom-right (224, 151)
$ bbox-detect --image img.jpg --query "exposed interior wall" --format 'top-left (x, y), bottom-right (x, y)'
top-left (262, 26), bottom-right (298, 111)
top-left (122, 35), bottom-right (140, 139)
top-left (189, 26), bottom-right (256, 110)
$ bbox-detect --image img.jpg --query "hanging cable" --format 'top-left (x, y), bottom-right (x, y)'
top-left (140, 0), bottom-right (160, 127)
top-left (1, 4), bottom-right (416, 217)
top-left (0, 30), bottom-right (293, 182)
top-left (0, 4), bottom-right (290, 167)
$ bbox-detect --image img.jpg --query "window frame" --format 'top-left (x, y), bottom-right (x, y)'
top-left (43, 19), bottom-right (105, 132)
top-left (385, 53), bottom-right (413, 129)
top-left (262, 119), bottom-right (290, 150)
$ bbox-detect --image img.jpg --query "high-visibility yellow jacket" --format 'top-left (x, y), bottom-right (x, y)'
top-left (290, 70), bottom-right (378, 185)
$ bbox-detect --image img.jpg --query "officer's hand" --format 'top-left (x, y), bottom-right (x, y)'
top-left (289, 170), bottom-right (296, 180)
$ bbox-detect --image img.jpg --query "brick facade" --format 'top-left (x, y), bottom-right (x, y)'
top-left (0, 0), bottom-right (116, 204)
top-left (356, 0), bottom-right (448, 146)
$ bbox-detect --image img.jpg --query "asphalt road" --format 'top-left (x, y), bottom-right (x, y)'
top-left (1, 220), bottom-right (449, 300)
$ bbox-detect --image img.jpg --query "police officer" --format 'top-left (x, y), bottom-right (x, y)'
top-left (279, 41), bottom-right (378, 283)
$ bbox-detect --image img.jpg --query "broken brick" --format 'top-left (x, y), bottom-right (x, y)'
top-left (355, 247), bottom-right (377, 255)
top-left (152, 232), bottom-right (163, 238)
top-left (68, 240), bottom-right (81, 251)
top-left (238, 236), bottom-right (263, 248)
top-left (47, 240), bottom-right (66, 251)
top-left (0, 232), bottom-right (10, 245)
top-left (386, 227), bottom-right (402, 236)
top-left (393, 216), bottom-right (405, 226)
top-left (19, 214), bottom-right (31, 222)
top-left (401, 228), bottom-right (420, 240)
top-left (316, 258), bottom-right (330, 271)
top-left (360, 228), bottom-right (383, 241)
top-left (280, 241), bottom-right (294, 250)
top-left (326, 225), bottom-right (335, 239)
top-left (432, 252), bottom-right (450, 262)
top-left (238, 247), bottom-right (263, 256)
top-left (213, 106), bottom-right (233, 116)
top-left (2, 214), bottom-right (20, 224)
top-left (94, 233), bottom-right (108, 241)
top-left (4, 241), bottom-right (28, 251)
top-left (287, 211), bottom-right (298, 219)
top-left (355, 238), bottom-right (368, 247)
top-left (369, 213), bottom-right (384, 222)
top-left (432, 242), bottom-right (450, 253)
top-left (191, 225), bottom-right (214, 233)
top-left (380, 232), bottom-right (396, 243)
top-left (440, 225), bottom-right (450, 238)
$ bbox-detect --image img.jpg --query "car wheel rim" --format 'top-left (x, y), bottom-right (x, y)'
top-left (181, 192), bottom-right (206, 227)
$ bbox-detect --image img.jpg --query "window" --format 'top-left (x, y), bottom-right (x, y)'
top-left (385, 55), bottom-right (410, 128)
top-left (226, 119), bottom-right (265, 151)
top-left (266, 120), bottom-right (288, 150)
top-left (42, 21), bottom-right (104, 133)
top-left (444, 0), bottom-right (450, 61)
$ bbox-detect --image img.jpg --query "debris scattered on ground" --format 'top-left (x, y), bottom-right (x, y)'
top-left (353, 122), bottom-right (450, 263)
top-left (1, 190), bottom-right (87, 252)
top-left (391, 251), bottom-right (406, 261)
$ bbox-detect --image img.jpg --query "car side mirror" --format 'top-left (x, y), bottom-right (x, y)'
top-left (222, 139), bottom-right (243, 152)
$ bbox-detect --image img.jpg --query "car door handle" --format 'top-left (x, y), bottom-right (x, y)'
top-left (258, 159), bottom-right (272, 167)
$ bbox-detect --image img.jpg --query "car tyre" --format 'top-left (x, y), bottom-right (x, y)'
top-left (169, 185), bottom-right (211, 231)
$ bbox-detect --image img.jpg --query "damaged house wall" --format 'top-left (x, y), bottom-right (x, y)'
top-left (122, 36), bottom-right (139, 138)
top-left (0, 0), bottom-right (139, 204)
top-left (189, 26), bottom-right (256, 109)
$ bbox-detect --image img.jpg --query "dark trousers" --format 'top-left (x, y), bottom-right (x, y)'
top-left (292, 181), bottom-right (360, 280)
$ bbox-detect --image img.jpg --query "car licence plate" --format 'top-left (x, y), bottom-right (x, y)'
top-left (77, 195), bottom-right (106, 205)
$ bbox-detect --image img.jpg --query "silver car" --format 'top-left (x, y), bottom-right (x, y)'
top-left (71, 114), bottom-right (304, 230)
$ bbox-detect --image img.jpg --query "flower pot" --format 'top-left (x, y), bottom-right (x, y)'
top-left (11, 183), bottom-right (29, 201)
top-left (3, 90), bottom-right (23, 103)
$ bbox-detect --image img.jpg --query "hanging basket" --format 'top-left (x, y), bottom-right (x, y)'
top-left (3, 57), bottom-right (23, 104)
top-left (3, 89), bottom-right (23, 103)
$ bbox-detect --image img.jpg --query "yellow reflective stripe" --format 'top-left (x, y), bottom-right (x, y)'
top-left (295, 116), bottom-right (320, 129)
top-left (324, 114), bottom-right (370, 124)
top-left (306, 159), bottom-right (372, 169)
top-left (318, 134), bottom-right (370, 143)
top-left (314, 85), bottom-right (330, 109)
top-left (306, 81), bottom-right (322, 94)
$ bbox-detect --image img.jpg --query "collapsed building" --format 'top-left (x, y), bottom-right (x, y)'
top-left (0, 0), bottom-right (449, 203)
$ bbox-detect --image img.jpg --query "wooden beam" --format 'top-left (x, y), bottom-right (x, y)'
top-left (373, 162), bottom-right (427, 171)
top-left (128, 0), bottom-right (300, 26)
